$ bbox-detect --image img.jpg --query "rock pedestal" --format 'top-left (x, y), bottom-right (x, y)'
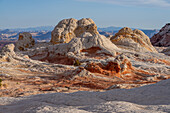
top-left (15, 32), bottom-right (35, 51)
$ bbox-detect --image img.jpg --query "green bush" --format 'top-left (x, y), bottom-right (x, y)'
top-left (74, 59), bottom-right (81, 66)
top-left (0, 79), bottom-right (2, 87)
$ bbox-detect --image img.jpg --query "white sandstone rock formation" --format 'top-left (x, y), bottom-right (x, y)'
top-left (51, 18), bottom-right (99, 44)
top-left (0, 18), bottom-right (170, 112)
top-left (28, 32), bottom-right (118, 62)
top-left (0, 43), bottom-right (15, 62)
top-left (111, 27), bottom-right (157, 53)
top-left (15, 32), bottom-right (35, 51)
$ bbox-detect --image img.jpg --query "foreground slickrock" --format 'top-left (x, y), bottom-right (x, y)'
top-left (110, 27), bottom-right (158, 53)
top-left (0, 79), bottom-right (170, 113)
top-left (151, 23), bottom-right (170, 47)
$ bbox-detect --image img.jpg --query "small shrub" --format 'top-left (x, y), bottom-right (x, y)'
top-left (0, 79), bottom-right (2, 87)
top-left (3, 83), bottom-right (7, 88)
top-left (74, 59), bottom-right (81, 66)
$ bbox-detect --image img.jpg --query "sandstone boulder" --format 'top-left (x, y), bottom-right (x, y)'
top-left (1, 43), bottom-right (15, 54)
top-left (0, 44), bottom-right (15, 62)
top-left (110, 27), bottom-right (157, 53)
top-left (15, 32), bottom-right (35, 51)
top-left (51, 18), bottom-right (99, 44)
top-left (151, 23), bottom-right (170, 47)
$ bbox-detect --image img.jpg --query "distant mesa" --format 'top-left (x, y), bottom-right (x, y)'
top-left (110, 27), bottom-right (157, 53)
top-left (151, 23), bottom-right (170, 47)
top-left (15, 32), bottom-right (35, 51)
top-left (51, 18), bottom-right (99, 44)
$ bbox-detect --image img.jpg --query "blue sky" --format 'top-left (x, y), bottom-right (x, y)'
top-left (0, 0), bottom-right (170, 29)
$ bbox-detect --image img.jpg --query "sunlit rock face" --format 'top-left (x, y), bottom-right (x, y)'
top-left (111, 27), bottom-right (157, 53)
top-left (0, 18), bottom-right (170, 99)
top-left (15, 32), bottom-right (35, 51)
top-left (0, 43), bottom-right (15, 62)
top-left (28, 32), bottom-right (118, 64)
top-left (29, 18), bottom-right (118, 63)
top-left (151, 23), bottom-right (170, 47)
top-left (85, 54), bottom-right (133, 78)
top-left (51, 18), bottom-right (99, 44)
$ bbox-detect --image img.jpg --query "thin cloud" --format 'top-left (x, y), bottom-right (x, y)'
top-left (77, 0), bottom-right (170, 7)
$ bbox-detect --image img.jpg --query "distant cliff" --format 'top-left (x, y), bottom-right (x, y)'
top-left (151, 23), bottom-right (170, 47)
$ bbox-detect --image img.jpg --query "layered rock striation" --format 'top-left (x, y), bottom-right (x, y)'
top-left (85, 54), bottom-right (133, 78)
top-left (0, 79), bottom-right (170, 113)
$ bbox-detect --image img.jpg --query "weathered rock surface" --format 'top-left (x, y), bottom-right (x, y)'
top-left (151, 23), bottom-right (170, 47)
top-left (111, 27), bottom-right (157, 53)
top-left (0, 43), bottom-right (15, 62)
top-left (0, 79), bottom-right (170, 113)
top-left (51, 18), bottom-right (99, 44)
top-left (28, 32), bottom-right (118, 63)
top-left (0, 41), bottom-right (169, 97)
top-left (162, 46), bottom-right (170, 56)
top-left (0, 18), bottom-right (170, 109)
top-left (85, 54), bottom-right (133, 78)
top-left (15, 32), bottom-right (35, 51)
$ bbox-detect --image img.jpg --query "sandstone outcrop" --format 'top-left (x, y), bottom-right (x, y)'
top-left (0, 43), bottom-right (15, 62)
top-left (51, 18), bottom-right (99, 44)
top-left (85, 54), bottom-right (133, 78)
top-left (29, 32), bottom-right (118, 63)
top-left (0, 18), bottom-right (170, 99)
top-left (15, 32), bottom-right (35, 51)
top-left (151, 23), bottom-right (170, 47)
top-left (110, 27), bottom-right (157, 53)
